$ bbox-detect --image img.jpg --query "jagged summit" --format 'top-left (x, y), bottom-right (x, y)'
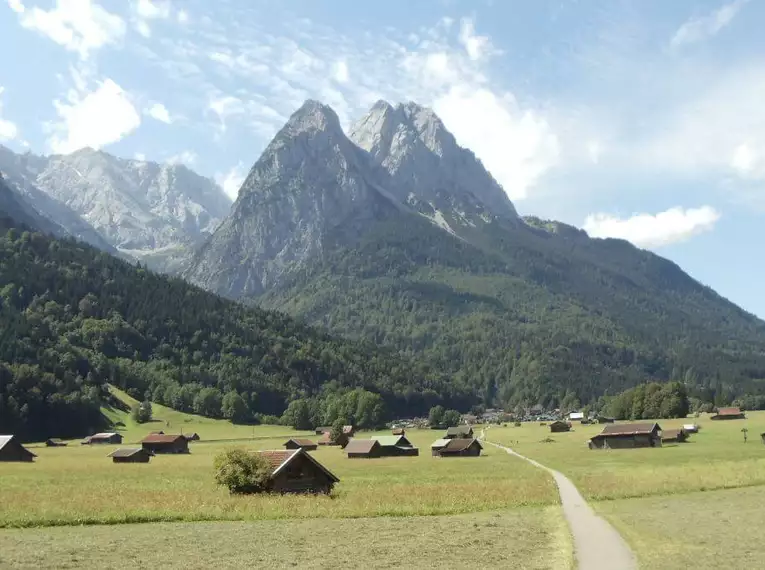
top-left (283, 99), bottom-right (343, 135)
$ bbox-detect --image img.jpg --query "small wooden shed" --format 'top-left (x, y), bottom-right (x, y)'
top-left (317, 431), bottom-right (349, 448)
top-left (83, 432), bottom-right (123, 445)
top-left (0, 435), bottom-right (36, 462)
top-left (256, 449), bottom-right (339, 494)
top-left (710, 407), bottom-right (745, 420)
top-left (370, 435), bottom-right (419, 457)
top-left (661, 429), bottom-right (689, 444)
top-left (284, 438), bottom-right (318, 451)
top-left (315, 426), bottom-right (331, 435)
top-left (344, 439), bottom-right (382, 458)
top-left (445, 426), bottom-right (473, 439)
top-left (140, 434), bottom-right (189, 454)
top-left (45, 438), bottom-right (67, 447)
top-left (549, 421), bottom-right (571, 433)
top-left (108, 448), bottom-right (152, 463)
top-left (184, 433), bottom-right (201, 441)
top-left (435, 438), bottom-right (483, 457)
top-left (589, 423), bottom-right (663, 449)
top-left (431, 438), bottom-right (451, 456)
top-left (392, 428), bottom-right (406, 436)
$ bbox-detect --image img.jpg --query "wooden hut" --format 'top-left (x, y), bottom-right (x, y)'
top-left (82, 432), bottom-right (123, 445)
top-left (0, 435), bottom-right (36, 462)
top-left (45, 438), bottom-right (67, 447)
top-left (392, 428), bottom-right (406, 436)
top-left (140, 434), bottom-right (189, 454)
top-left (183, 433), bottom-right (200, 441)
top-left (661, 429), bottom-right (689, 444)
top-left (315, 426), bottom-right (331, 435)
top-left (108, 448), bottom-right (152, 463)
top-left (589, 423), bottom-right (662, 449)
top-left (596, 416), bottom-right (615, 424)
top-left (317, 431), bottom-right (349, 448)
top-left (682, 424), bottom-right (699, 434)
top-left (283, 438), bottom-right (318, 451)
top-left (344, 439), bottom-right (382, 458)
top-left (549, 421), bottom-right (571, 433)
top-left (710, 407), bottom-right (745, 420)
top-left (255, 449), bottom-right (339, 494)
top-left (431, 438), bottom-right (451, 456)
top-left (435, 438), bottom-right (483, 457)
top-left (370, 435), bottom-right (419, 457)
top-left (445, 426), bottom-right (473, 439)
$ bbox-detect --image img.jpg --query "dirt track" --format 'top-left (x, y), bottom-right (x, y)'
top-left (488, 441), bottom-right (637, 570)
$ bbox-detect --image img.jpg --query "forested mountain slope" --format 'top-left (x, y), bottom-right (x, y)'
top-left (0, 217), bottom-right (465, 440)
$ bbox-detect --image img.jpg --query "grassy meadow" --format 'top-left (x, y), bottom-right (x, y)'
top-left (486, 412), bottom-right (765, 500)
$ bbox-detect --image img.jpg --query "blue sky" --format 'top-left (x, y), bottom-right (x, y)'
top-left (1, 0), bottom-right (763, 317)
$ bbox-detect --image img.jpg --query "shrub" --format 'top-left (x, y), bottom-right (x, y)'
top-left (213, 448), bottom-right (273, 494)
top-left (131, 400), bottom-right (152, 424)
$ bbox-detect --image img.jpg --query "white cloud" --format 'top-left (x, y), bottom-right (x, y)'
top-left (333, 60), bottom-right (350, 84)
top-left (134, 152), bottom-right (146, 161)
top-left (48, 78), bottom-right (141, 154)
top-left (670, 0), bottom-right (748, 48)
top-left (0, 87), bottom-right (19, 141)
top-left (583, 206), bottom-right (721, 248)
top-left (166, 150), bottom-right (196, 166)
top-left (146, 102), bottom-right (171, 123)
top-left (215, 163), bottom-right (248, 200)
top-left (433, 87), bottom-right (559, 200)
top-left (131, 0), bottom-right (171, 38)
top-left (458, 18), bottom-right (493, 61)
top-left (208, 95), bottom-right (245, 132)
top-left (177, 9), bottom-right (189, 24)
top-left (13, 0), bottom-right (125, 59)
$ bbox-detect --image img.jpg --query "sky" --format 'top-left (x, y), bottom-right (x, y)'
top-left (0, 0), bottom-right (764, 317)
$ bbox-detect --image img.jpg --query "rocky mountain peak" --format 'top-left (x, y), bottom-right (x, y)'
top-left (284, 99), bottom-right (343, 136)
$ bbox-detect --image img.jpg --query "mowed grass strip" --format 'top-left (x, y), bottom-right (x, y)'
top-left (487, 411), bottom-right (765, 500)
top-left (595, 485), bottom-right (765, 570)
top-left (0, 506), bottom-right (573, 570)
top-left (0, 430), bottom-right (558, 528)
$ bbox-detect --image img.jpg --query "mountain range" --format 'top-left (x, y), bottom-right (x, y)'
top-left (0, 144), bottom-right (231, 271)
top-left (2, 99), bottom-right (765, 410)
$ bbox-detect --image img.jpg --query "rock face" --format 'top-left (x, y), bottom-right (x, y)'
top-left (186, 100), bottom-right (407, 297)
top-left (0, 144), bottom-right (231, 268)
top-left (0, 175), bottom-right (63, 236)
top-left (349, 101), bottom-right (518, 230)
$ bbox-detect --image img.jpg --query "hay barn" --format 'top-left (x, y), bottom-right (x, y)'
top-left (589, 423), bottom-right (662, 449)
top-left (184, 433), bottom-right (200, 441)
top-left (108, 448), bottom-right (152, 463)
top-left (317, 431), bottom-right (349, 448)
top-left (256, 449), bottom-right (339, 494)
top-left (661, 429), bottom-right (689, 443)
top-left (431, 438), bottom-right (451, 456)
top-left (445, 426), bottom-right (473, 439)
top-left (0, 435), bottom-right (36, 462)
top-left (82, 432), bottom-right (123, 445)
top-left (392, 428), bottom-right (406, 436)
top-left (45, 438), bottom-right (67, 447)
top-left (344, 439), bottom-right (382, 458)
top-left (435, 438), bottom-right (483, 457)
top-left (549, 421), bottom-right (571, 433)
top-left (283, 438), bottom-right (318, 451)
top-left (370, 435), bottom-right (419, 457)
top-left (710, 407), bottom-right (745, 420)
top-left (140, 434), bottom-right (189, 454)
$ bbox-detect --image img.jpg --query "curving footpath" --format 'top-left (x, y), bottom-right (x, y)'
top-left (486, 440), bottom-right (637, 570)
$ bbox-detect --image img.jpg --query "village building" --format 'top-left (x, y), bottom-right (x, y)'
top-left (370, 435), bottom-right (419, 456)
top-left (392, 428), bottom-right (406, 436)
top-left (344, 439), bottom-right (382, 458)
top-left (82, 432), bottom-right (123, 445)
top-left (661, 429), bottom-right (689, 444)
top-left (256, 449), bottom-right (339, 493)
top-left (45, 438), bottom-right (67, 447)
top-left (0, 435), bottom-right (36, 462)
top-left (445, 426), bottom-right (474, 439)
top-left (596, 416), bottom-right (615, 424)
top-left (108, 448), bottom-right (152, 463)
top-left (430, 438), bottom-right (451, 456)
top-left (589, 423), bottom-right (663, 449)
top-left (710, 407), bottom-right (746, 420)
top-left (315, 426), bottom-right (331, 435)
top-left (682, 424), bottom-right (700, 434)
top-left (184, 433), bottom-right (201, 441)
top-left (140, 434), bottom-right (189, 454)
top-left (435, 438), bottom-right (483, 457)
top-left (317, 431), bottom-right (349, 448)
top-left (569, 412), bottom-right (585, 422)
top-left (549, 421), bottom-right (571, 433)
top-left (283, 438), bottom-right (318, 451)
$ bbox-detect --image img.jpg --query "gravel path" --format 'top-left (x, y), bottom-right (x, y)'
top-left (488, 441), bottom-right (637, 570)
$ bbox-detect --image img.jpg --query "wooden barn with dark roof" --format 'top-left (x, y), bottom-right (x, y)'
top-left (45, 438), bottom-right (67, 447)
top-left (317, 431), bottom-right (349, 448)
top-left (82, 432), bottom-right (123, 445)
top-left (711, 407), bottom-right (746, 420)
top-left (370, 435), bottom-right (419, 457)
top-left (661, 429), bottom-right (689, 444)
top-left (0, 435), bottom-right (36, 462)
top-left (549, 421), bottom-right (571, 433)
top-left (344, 439), bottom-right (382, 458)
top-left (108, 448), bottom-right (152, 463)
top-left (589, 423), bottom-right (662, 449)
top-left (434, 438), bottom-right (483, 457)
top-left (284, 438), bottom-right (318, 451)
top-left (445, 426), bottom-right (473, 439)
top-left (255, 449), bottom-right (339, 494)
top-left (140, 434), bottom-right (189, 454)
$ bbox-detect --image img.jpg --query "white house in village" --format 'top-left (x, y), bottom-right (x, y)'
top-left (569, 411), bottom-right (585, 421)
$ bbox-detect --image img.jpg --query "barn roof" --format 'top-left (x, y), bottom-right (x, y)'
top-left (371, 435), bottom-right (412, 447)
top-left (661, 429), bottom-right (685, 440)
top-left (0, 435), bottom-right (37, 457)
top-left (255, 449), bottom-right (339, 482)
top-left (446, 426), bottom-right (473, 436)
top-left (91, 432), bottom-right (120, 439)
top-left (431, 438), bottom-right (451, 448)
top-left (596, 423), bottom-right (661, 436)
top-left (716, 407), bottom-right (743, 416)
top-left (107, 448), bottom-right (147, 458)
top-left (344, 439), bottom-right (380, 454)
top-left (443, 438), bottom-right (483, 452)
top-left (141, 434), bottom-right (186, 444)
top-left (285, 438), bottom-right (317, 447)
